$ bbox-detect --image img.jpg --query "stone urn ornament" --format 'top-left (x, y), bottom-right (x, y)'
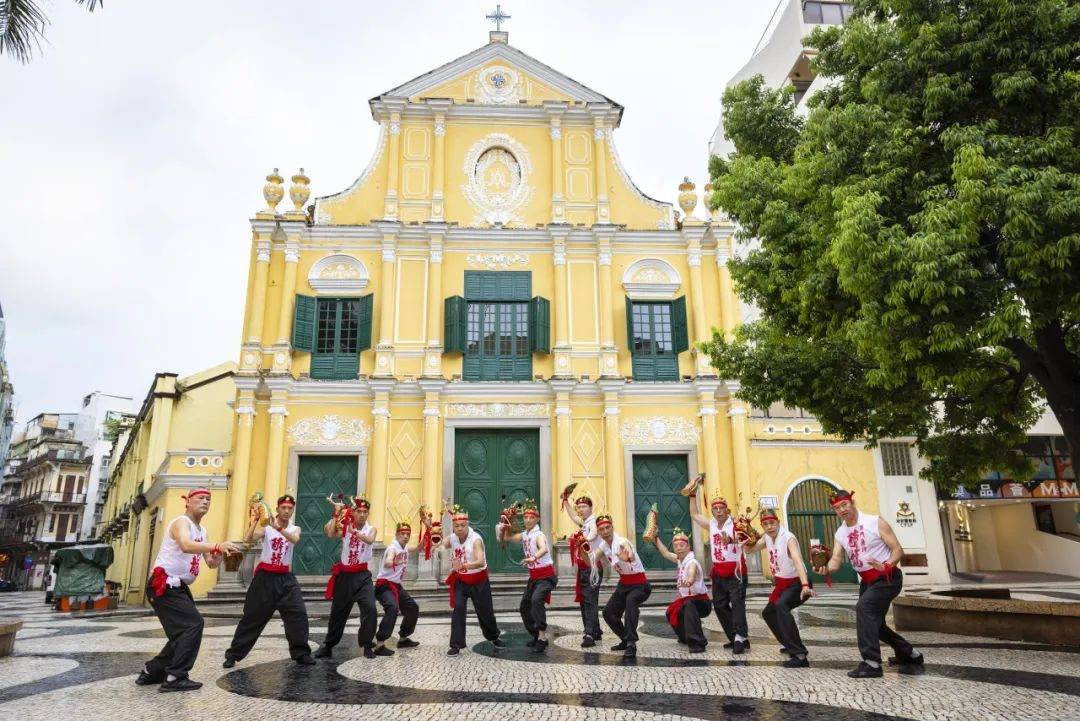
top-left (289, 168), bottom-right (311, 211)
top-left (677, 176), bottom-right (698, 220)
top-left (263, 168), bottom-right (284, 213)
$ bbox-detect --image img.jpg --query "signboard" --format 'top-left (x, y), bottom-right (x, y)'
top-left (758, 495), bottom-right (779, 509)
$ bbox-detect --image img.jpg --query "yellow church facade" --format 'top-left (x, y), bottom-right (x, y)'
top-left (218, 31), bottom-right (942, 585)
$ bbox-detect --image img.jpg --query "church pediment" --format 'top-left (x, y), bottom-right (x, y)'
top-left (371, 36), bottom-right (619, 118)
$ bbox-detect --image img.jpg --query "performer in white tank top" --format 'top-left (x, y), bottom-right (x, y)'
top-left (499, 501), bottom-right (557, 651)
top-left (745, 508), bottom-right (814, 666)
top-left (689, 490), bottom-right (750, 652)
top-left (562, 491), bottom-right (604, 646)
top-left (224, 494), bottom-right (314, 668)
top-left (317, 495), bottom-right (382, 660)
top-left (140, 488), bottom-right (239, 692)
top-left (373, 520), bottom-right (421, 652)
top-left (594, 514), bottom-right (651, 657)
top-left (815, 490), bottom-right (922, 677)
top-left (652, 527), bottom-right (710, 652)
top-left (442, 504), bottom-right (501, 654)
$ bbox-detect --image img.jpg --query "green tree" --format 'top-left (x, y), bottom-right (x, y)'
top-left (705, 1), bottom-right (1079, 488)
top-left (1, 0), bottom-right (101, 63)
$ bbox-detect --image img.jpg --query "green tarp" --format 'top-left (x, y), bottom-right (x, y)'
top-left (51, 544), bottom-right (114, 596)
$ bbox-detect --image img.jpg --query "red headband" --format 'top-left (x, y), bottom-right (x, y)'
top-left (277, 495), bottom-right (295, 507)
top-left (760, 509), bottom-right (779, 523)
top-left (830, 490), bottom-right (855, 507)
top-left (596, 515), bottom-right (613, 529)
top-left (353, 497), bottom-right (371, 510)
top-left (711, 497), bottom-right (729, 510)
top-left (182, 488), bottom-right (211, 501)
top-left (575, 496), bottom-right (593, 507)
top-left (523, 508), bottom-right (540, 518)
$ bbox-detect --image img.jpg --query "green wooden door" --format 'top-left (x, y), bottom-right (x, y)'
top-left (632, 454), bottom-right (691, 570)
top-left (293, 455), bottom-right (359, 575)
top-left (454, 429), bottom-right (539, 574)
top-left (786, 478), bottom-right (857, 583)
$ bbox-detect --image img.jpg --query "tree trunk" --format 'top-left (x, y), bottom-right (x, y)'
top-left (1005, 324), bottom-right (1080, 456)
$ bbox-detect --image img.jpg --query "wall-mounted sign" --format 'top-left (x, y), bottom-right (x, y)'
top-left (895, 500), bottom-right (917, 527)
top-left (759, 495), bottom-right (779, 509)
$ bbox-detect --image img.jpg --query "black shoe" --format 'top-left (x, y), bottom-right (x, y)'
top-left (723, 641), bottom-right (734, 649)
top-left (295, 654), bottom-right (316, 665)
top-left (847, 662), bottom-right (884, 678)
top-left (447, 647), bottom-right (460, 656)
top-left (581, 635), bottom-right (596, 648)
top-left (313, 645), bottom-right (333, 659)
top-left (363, 646), bottom-right (376, 659)
top-left (135, 670), bottom-right (164, 686)
top-left (159, 677), bottom-right (202, 693)
top-left (723, 639), bottom-right (750, 649)
top-left (733, 640), bottom-right (746, 655)
top-left (611, 640), bottom-right (628, 651)
top-left (526, 638), bottom-right (538, 647)
top-left (624, 644), bottom-right (637, 658)
top-left (888, 652), bottom-right (924, 667)
top-left (677, 637), bottom-right (687, 645)
top-left (373, 645), bottom-right (395, 657)
top-left (532, 639), bottom-right (549, 653)
top-left (222, 657), bottom-right (236, 669)
top-left (397, 638), bottom-right (419, 648)
top-left (779, 648), bottom-right (791, 656)
top-left (688, 645), bottom-right (707, 654)
top-left (492, 638), bottom-right (506, 648)
top-left (783, 656), bottom-right (810, 668)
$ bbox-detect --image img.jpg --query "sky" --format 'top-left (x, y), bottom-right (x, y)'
top-left (0, 0), bottom-right (780, 426)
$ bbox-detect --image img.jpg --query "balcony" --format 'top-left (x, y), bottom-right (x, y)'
top-left (7, 490), bottom-right (86, 508)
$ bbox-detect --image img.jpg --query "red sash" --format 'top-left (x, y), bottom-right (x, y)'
top-left (857, 563), bottom-right (894, 585)
top-left (375, 578), bottom-right (401, 608)
top-left (529, 564), bottom-right (555, 604)
top-left (324, 562), bottom-right (368, 600)
top-left (618, 572), bottom-right (648, 586)
top-left (446, 568), bottom-right (489, 608)
top-left (149, 566), bottom-right (169, 597)
top-left (711, 559), bottom-right (748, 578)
top-left (255, 562), bottom-right (291, 575)
top-left (768, 575), bottom-right (800, 604)
top-left (666, 593), bottom-right (709, 629)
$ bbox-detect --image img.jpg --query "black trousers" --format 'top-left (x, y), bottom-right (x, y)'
top-left (449, 578), bottom-right (501, 649)
top-left (762, 583), bottom-right (808, 657)
top-left (577, 565), bottom-right (604, 639)
top-left (323, 570), bottom-right (377, 650)
top-left (674, 598), bottom-right (711, 648)
top-left (226, 571), bottom-right (310, 662)
top-left (145, 581), bottom-right (204, 680)
top-left (856, 568), bottom-right (915, 664)
top-left (520, 576), bottom-right (557, 636)
top-left (711, 574), bottom-right (749, 641)
top-left (603, 582), bottom-right (652, 644)
top-left (375, 583), bottom-right (419, 642)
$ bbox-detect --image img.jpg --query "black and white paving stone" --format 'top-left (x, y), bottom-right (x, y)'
top-left (0, 587), bottom-right (1077, 721)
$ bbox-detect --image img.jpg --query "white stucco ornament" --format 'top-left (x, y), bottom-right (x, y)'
top-left (462, 133), bottom-right (533, 226)
top-left (447, 403), bottom-right (548, 418)
top-left (466, 252), bottom-right (528, 270)
top-left (474, 65), bottom-right (522, 104)
top-left (620, 416), bottom-right (700, 445)
top-left (308, 254), bottom-right (369, 294)
top-left (288, 415), bottom-right (372, 447)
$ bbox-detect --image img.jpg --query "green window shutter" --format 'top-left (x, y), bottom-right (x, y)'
top-left (357, 294), bottom-right (374, 352)
top-left (625, 296), bottom-right (635, 351)
top-left (292, 294), bottom-right (317, 352)
top-left (528, 296), bottom-right (550, 354)
top-left (444, 296), bottom-right (467, 353)
top-left (334, 353), bottom-right (360, 380)
top-left (464, 271), bottom-right (531, 301)
top-left (672, 295), bottom-right (689, 354)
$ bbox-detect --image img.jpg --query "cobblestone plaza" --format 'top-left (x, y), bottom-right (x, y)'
top-left (1, 586), bottom-right (1076, 721)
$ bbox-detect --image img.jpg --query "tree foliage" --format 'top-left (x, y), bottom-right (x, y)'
top-left (0, 0), bottom-right (101, 63)
top-left (705, 0), bottom-right (1080, 488)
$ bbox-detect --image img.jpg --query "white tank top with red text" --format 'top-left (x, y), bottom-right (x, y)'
top-left (765, 527), bottom-right (800, 579)
top-left (154, 516), bottom-right (205, 585)
top-left (260, 524), bottom-right (297, 567)
top-left (834, 512), bottom-right (891, 572)
top-left (677, 551), bottom-right (708, 597)
top-left (341, 523), bottom-right (374, 566)
top-left (450, 527), bottom-right (487, 575)
top-left (596, 535), bottom-right (645, 576)
top-left (709, 517), bottom-right (743, 564)
top-left (377, 539), bottom-right (409, 584)
top-left (521, 526), bottom-right (553, 570)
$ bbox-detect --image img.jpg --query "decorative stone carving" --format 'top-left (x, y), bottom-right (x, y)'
top-left (622, 258), bottom-right (682, 299)
top-left (289, 168), bottom-right (310, 211)
top-left (474, 65), bottom-right (522, 105)
top-left (677, 177), bottom-right (698, 220)
top-left (288, 415), bottom-right (372, 447)
top-left (550, 126), bottom-right (562, 140)
top-left (620, 416), bottom-right (701, 445)
top-left (447, 403), bottom-right (548, 418)
top-left (262, 168), bottom-right (284, 213)
top-left (308, 254), bottom-right (369, 294)
top-left (466, 252), bottom-right (528, 270)
top-left (462, 133), bottom-right (533, 226)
